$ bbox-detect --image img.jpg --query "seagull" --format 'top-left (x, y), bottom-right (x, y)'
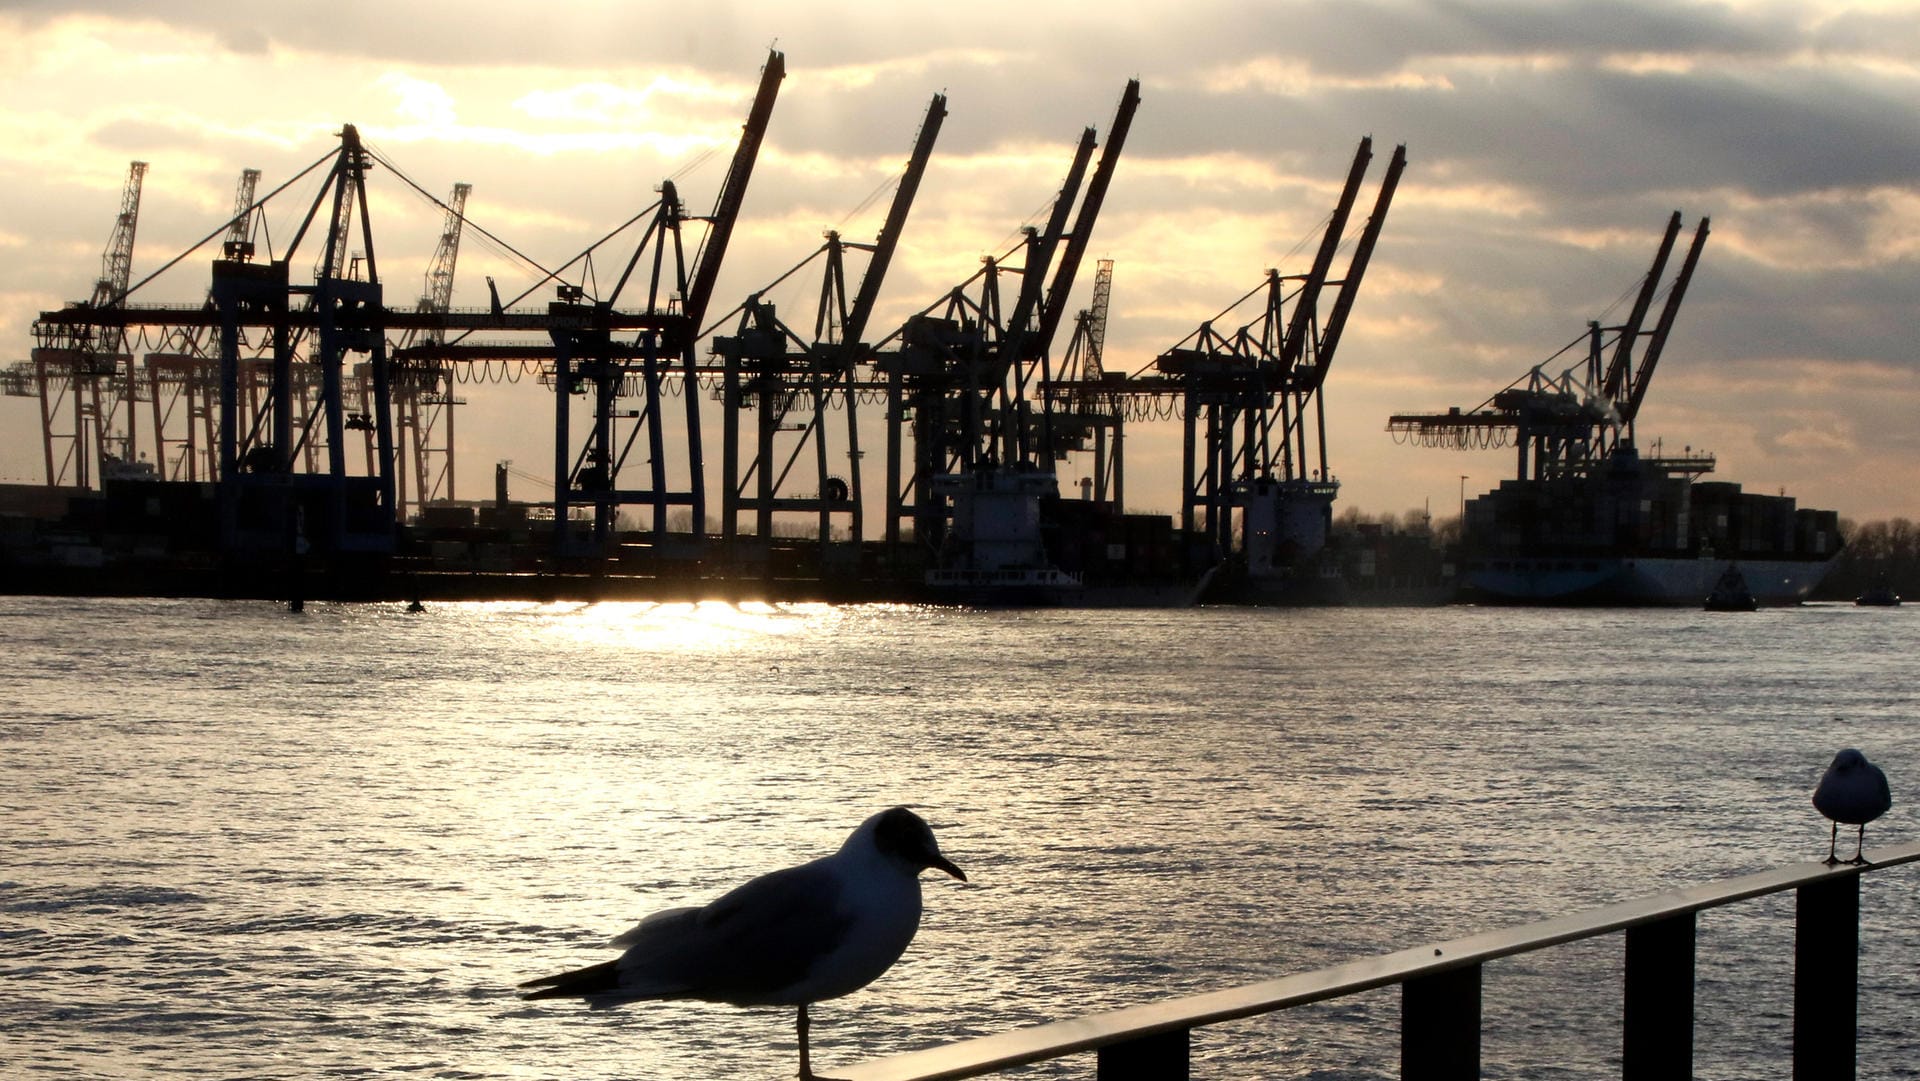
top-left (519, 806), bottom-right (965, 1080)
top-left (1812, 748), bottom-right (1892, 865)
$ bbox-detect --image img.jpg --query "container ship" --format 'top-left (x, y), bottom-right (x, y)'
top-left (1456, 446), bottom-right (1839, 606)
top-left (1390, 212), bottom-right (1843, 607)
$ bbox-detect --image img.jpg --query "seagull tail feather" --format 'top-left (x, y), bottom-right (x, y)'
top-left (519, 959), bottom-right (622, 999)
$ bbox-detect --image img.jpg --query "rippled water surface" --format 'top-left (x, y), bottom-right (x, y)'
top-left (3, 597), bottom-right (1917, 1079)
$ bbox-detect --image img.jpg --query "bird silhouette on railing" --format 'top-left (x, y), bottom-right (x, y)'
top-left (1813, 747), bottom-right (1892, 865)
top-left (520, 807), bottom-right (966, 1081)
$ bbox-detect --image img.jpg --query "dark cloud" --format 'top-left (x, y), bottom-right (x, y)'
top-left (1691, 257), bottom-right (1920, 367)
top-left (6, 0), bottom-right (1781, 74)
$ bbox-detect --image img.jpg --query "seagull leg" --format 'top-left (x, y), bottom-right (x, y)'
top-left (1850, 824), bottom-right (1869, 865)
top-left (796, 1003), bottom-right (846, 1081)
top-left (796, 1004), bottom-right (813, 1080)
top-left (1823, 821), bottom-right (1840, 866)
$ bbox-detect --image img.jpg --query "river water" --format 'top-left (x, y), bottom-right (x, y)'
top-left (2, 597), bottom-right (1916, 1080)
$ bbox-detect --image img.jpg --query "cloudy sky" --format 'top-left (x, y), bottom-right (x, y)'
top-left (2, 0), bottom-right (1916, 523)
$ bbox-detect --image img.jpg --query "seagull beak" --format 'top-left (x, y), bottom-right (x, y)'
top-left (928, 854), bottom-right (966, 882)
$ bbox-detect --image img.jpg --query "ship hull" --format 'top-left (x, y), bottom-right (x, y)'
top-left (1463, 555), bottom-right (1833, 607)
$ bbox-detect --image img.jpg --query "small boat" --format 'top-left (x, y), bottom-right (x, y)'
top-left (1704, 564), bottom-right (1758, 611)
top-left (1855, 586), bottom-right (1902, 607)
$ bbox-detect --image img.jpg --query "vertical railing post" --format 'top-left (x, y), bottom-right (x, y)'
top-left (1794, 872), bottom-right (1859, 1081)
top-left (1624, 912), bottom-right (1695, 1079)
top-left (1403, 963), bottom-right (1480, 1080)
top-left (1096, 1027), bottom-right (1189, 1081)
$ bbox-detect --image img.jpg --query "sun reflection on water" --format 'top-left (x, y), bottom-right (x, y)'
top-left (452, 599), bottom-right (857, 653)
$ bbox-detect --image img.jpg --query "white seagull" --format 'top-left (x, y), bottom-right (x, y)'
top-left (519, 806), bottom-right (966, 1080)
top-left (1812, 748), bottom-right (1892, 865)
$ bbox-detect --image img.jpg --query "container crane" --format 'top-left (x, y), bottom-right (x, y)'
top-left (546, 49), bottom-right (784, 553)
top-left (1155, 138), bottom-right (1405, 576)
top-left (874, 124), bottom-right (1096, 554)
top-left (709, 92), bottom-right (945, 564)
top-left (389, 181), bottom-right (470, 517)
top-left (31, 131), bottom-right (397, 553)
top-left (874, 80), bottom-right (1139, 570)
top-left (20, 161), bottom-right (149, 488)
top-left (22, 49), bottom-right (790, 590)
top-left (1381, 214), bottom-right (1838, 608)
top-left (1385, 213), bottom-right (1711, 483)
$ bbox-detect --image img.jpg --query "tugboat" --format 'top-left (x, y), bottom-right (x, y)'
top-left (1854, 584), bottom-right (1902, 607)
top-left (1703, 563), bottom-right (1758, 611)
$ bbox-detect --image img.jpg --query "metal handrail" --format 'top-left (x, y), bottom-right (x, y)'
top-left (844, 840), bottom-right (1920, 1081)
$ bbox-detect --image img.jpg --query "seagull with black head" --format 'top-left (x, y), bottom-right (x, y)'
top-left (1812, 747), bottom-right (1892, 865)
top-left (520, 806), bottom-right (965, 1080)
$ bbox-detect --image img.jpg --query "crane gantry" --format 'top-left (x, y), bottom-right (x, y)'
top-left (872, 79), bottom-right (1140, 573)
top-left (709, 92), bottom-right (947, 567)
top-left (1158, 139), bottom-right (1405, 573)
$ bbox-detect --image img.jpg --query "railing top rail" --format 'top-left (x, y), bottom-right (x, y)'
top-left (844, 841), bottom-right (1920, 1081)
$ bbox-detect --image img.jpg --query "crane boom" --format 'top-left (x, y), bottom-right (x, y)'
top-left (421, 183), bottom-right (472, 321)
top-left (1623, 216), bottom-right (1709, 427)
top-left (1035, 79), bottom-right (1140, 352)
top-left (91, 161), bottom-right (148, 310)
top-left (1280, 138), bottom-right (1371, 370)
top-left (1004, 126), bottom-right (1096, 346)
top-left (682, 49), bottom-right (785, 333)
top-left (1600, 210), bottom-right (1682, 405)
top-left (1309, 141), bottom-right (1406, 389)
top-left (1085, 258), bottom-right (1113, 377)
top-left (842, 93), bottom-right (945, 349)
top-left (222, 168), bottom-right (260, 261)
top-left (315, 176), bottom-right (356, 280)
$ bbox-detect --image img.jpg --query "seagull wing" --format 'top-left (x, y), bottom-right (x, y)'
top-left (609, 905), bottom-right (703, 949)
top-left (603, 858), bottom-right (855, 1006)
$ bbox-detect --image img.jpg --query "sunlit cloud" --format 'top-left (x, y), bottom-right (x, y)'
top-left (513, 75), bottom-right (741, 125)
top-left (1771, 416), bottom-right (1856, 455)
top-left (808, 48), bottom-right (1027, 90)
top-left (1401, 176), bottom-right (1545, 218)
top-left (1198, 56), bottom-right (1456, 94)
top-left (760, 148), bottom-right (880, 185)
top-left (1128, 153), bottom-right (1294, 194)
top-left (1599, 52), bottom-right (1709, 76)
top-left (380, 72), bottom-right (459, 128)
top-left (1706, 185), bottom-right (1920, 271)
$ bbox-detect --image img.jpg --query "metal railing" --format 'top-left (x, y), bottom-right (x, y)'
top-left (844, 840), bottom-right (1920, 1081)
